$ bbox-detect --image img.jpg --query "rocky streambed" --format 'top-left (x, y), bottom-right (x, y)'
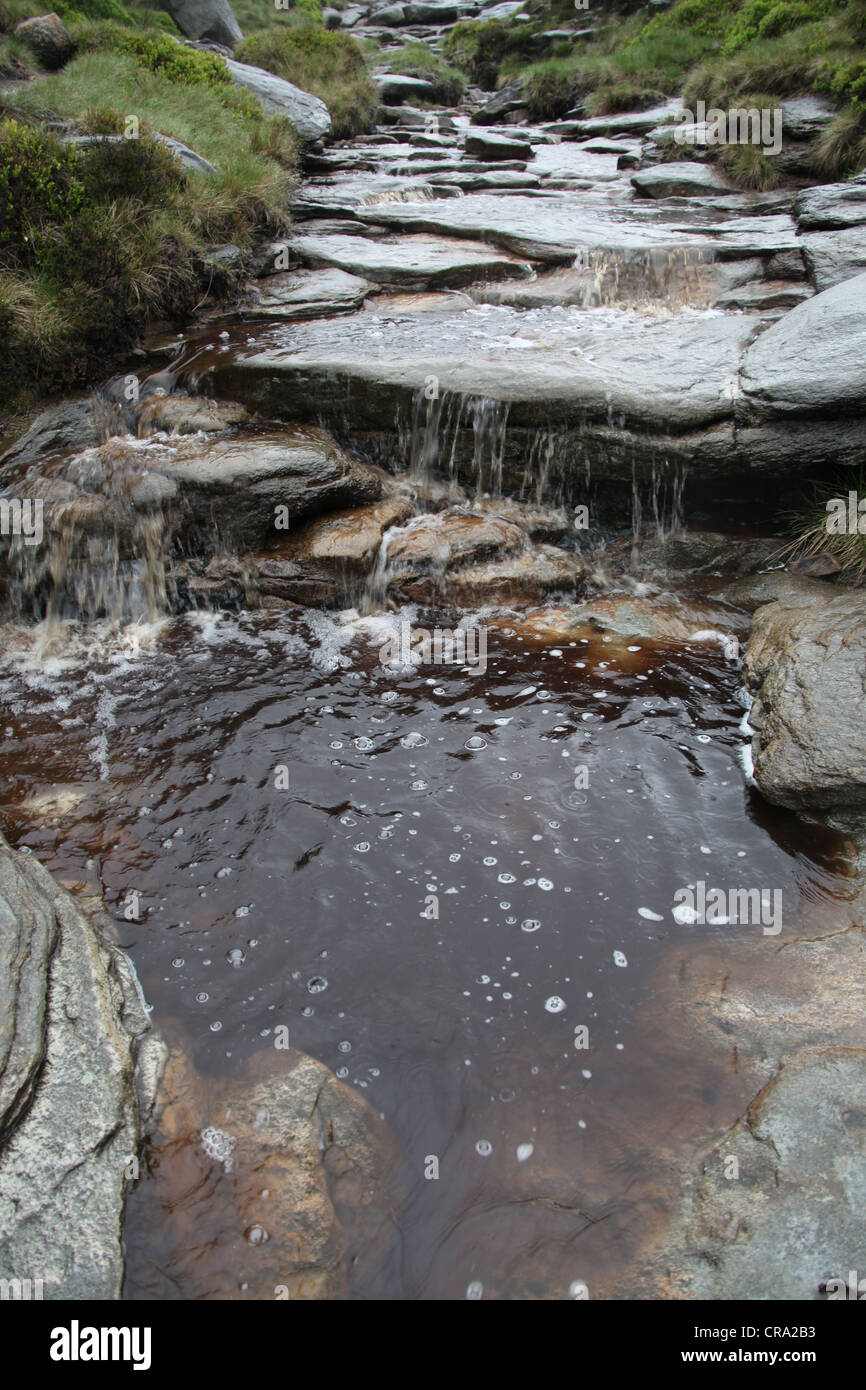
top-left (1, 5), bottom-right (866, 1300)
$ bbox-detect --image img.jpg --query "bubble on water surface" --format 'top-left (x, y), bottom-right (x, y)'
top-left (337, 1040), bottom-right (352, 1053)
top-left (226, 948), bottom-right (246, 968)
top-left (516, 1143), bottom-right (534, 1163)
top-left (466, 1282), bottom-right (484, 1300)
top-left (195, 992), bottom-right (209, 1004)
top-left (307, 976), bottom-right (328, 994)
top-left (538, 878), bottom-right (554, 891)
top-left (521, 919), bottom-right (541, 933)
top-left (545, 996), bottom-right (566, 1013)
top-left (171, 957), bottom-right (184, 968)
top-left (638, 907), bottom-right (663, 921)
top-left (401, 731), bottom-right (428, 749)
top-left (464, 736), bottom-right (487, 750)
top-left (201, 1127), bottom-right (235, 1165)
top-left (354, 737), bottom-right (374, 751)
top-left (245, 1225), bottom-right (269, 1245)
top-left (354, 842), bottom-right (370, 853)
top-left (475, 1140), bottom-right (492, 1157)
top-left (613, 950), bottom-right (628, 967)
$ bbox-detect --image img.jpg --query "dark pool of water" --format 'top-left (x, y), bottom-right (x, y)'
top-left (0, 606), bottom-right (851, 1298)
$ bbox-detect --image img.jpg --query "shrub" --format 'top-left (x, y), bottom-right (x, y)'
top-left (384, 41), bottom-right (465, 105)
top-left (236, 26), bottom-right (377, 138)
top-left (0, 119), bottom-right (83, 270)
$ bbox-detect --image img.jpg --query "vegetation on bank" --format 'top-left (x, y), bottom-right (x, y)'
top-left (377, 40), bottom-right (465, 106)
top-left (0, 19), bottom-right (298, 413)
top-left (236, 25), bottom-right (377, 138)
top-left (445, 0), bottom-right (866, 177)
top-left (780, 473), bottom-right (866, 582)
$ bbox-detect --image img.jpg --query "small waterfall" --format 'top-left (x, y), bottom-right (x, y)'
top-left (630, 459), bottom-right (688, 562)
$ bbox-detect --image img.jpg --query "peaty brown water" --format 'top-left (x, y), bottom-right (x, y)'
top-left (0, 601), bottom-right (853, 1298)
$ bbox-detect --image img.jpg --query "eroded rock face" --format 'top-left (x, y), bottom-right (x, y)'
top-left (744, 588), bottom-right (866, 810)
top-left (124, 1039), bottom-right (401, 1299)
top-left (0, 834), bottom-right (157, 1299)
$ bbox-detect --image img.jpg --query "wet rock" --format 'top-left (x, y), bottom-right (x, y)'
top-left (717, 570), bottom-right (833, 613)
top-left (794, 181), bottom-right (866, 231)
top-left (743, 588), bottom-right (866, 810)
top-left (136, 392), bottom-right (249, 437)
top-left (781, 95), bottom-right (837, 141)
top-left (606, 531), bottom-right (781, 580)
top-left (471, 78), bottom-right (527, 126)
top-left (167, 0), bottom-right (242, 46)
top-left (362, 290), bottom-right (474, 313)
top-left (13, 13), bottom-right (72, 68)
top-left (125, 1038), bottom-right (401, 1299)
top-left (426, 170), bottom-right (540, 191)
top-left (385, 509), bottom-right (526, 570)
top-left (631, 163), bottom-right (731, 199)
top-left (739, 270), bottom-right (866, 418)
top-left (225, 58), bottom-right (331, 143)
top-left (155, 427), bottom-right (385, 552)
top-left (713, 280), bottom-right (813, 311)
top-left (62, 132), bottom-right (219, 178)
top-left (641, 1049), bottom-right (866, 1300)
top-left (398, 544), bottom-right (584, 605)
top-left (267, 496), bottom-right (415, 572)
top-left (0, 398), bottom-right (102, 468)
top-left (0, 833), bottom-right (156, 1299)
top-left (374, 72), bottom-right (436, 104)
top-left (465, 131), bottom-right (533, 162)
top-left (243, 267), bottom-right (372, 320)
top-left (290, 231), bottom-right (533, 289)
top-left (550, 101), bottom-right (683, 139)
top-left (553, 594), bottom-right (748, 642)
top-left (800, 225), bottom-right (866, 291)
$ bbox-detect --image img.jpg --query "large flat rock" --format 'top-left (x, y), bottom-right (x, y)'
top-left (290, 231), bottom-right (533, 288)
top-left (243, 267), bottom-right (373, 320)
top-left (225, 59), bottom-right (331, 143)
top-left (740, 270), bottom-right (866, 417)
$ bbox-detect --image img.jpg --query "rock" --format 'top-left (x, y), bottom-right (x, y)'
top-left (266, 496), bottom-right (414, 572)
top-left (374, 72), bottom-right (436, 105)
top-left (13, 13), bottom-right (72, 69)
top-left (375, 3), bottom-right (407, 22)
top-left (739, 270), bottom-right (866, 418)
top-left (801, 225), bottom-right (866, 291)
top-left (135, 392), bottom-right (249, 437)
top-left (398, 544), bottom-right (584, 605)
top-left (0, 833), bottom-right (156, 1299)
top-left (781, 95), bottom-right (836, 141)
top-left (0, 398), bottom-right (102, 468)
top-left (465, 131), bottom-right (533, 162)
top-left (243, 267), bottom-right (372, 320)
top-left (322, 6), bottom-right (343, 26)
top-left (404, 0), bottom-right (459, 19)
top-left (644, 1049), bottom-right (866, 1300)
top-left (426, 170), bottom-right (540, 191)
top-left (554, 594), bottom-right (748, 643)
top-left (630, 162), bottom-right (731, 199)
top-left (225, 59), bottom-right (331, 143)
top-left (61, 132), bottom-right (218, 178)
top-left (384, 509), bottom-right (526, 570)
top-left (289, 231), bottom-right (533, 289)
top-left (794, 181), bottom-right (866, 231)
top-left (550, 100), bottom-right (683, 139)
top-left (743, 588), bottom-right (866, 810)
top-left (471, 78), bottom-right (527, 126)
top-left (713, 280), bottom-right (813, 311)
top-left (152, 426), bottom-right (386, 552)
top-left (166, 0), bottom-right (242, 47)
top-left (718, 570), bottom-right (834, 613)
top-left (124, 1036), bottom-right (401, 1299)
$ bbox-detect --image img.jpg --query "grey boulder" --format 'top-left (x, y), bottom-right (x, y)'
top-left (165, 0), bottom-right (242, 47)
top-left (225, 58), bottom-right (331, 143)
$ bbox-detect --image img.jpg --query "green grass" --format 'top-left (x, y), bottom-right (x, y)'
top-left (0, 47), bottom-right (297, 412)
top-left (776, 471), bottom-right (866, 582)
top-left (236, 24), bottom-right (377, 138)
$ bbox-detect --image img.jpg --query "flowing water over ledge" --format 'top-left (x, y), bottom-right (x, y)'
top-left (0, 603), bottom-right (852, 1298)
